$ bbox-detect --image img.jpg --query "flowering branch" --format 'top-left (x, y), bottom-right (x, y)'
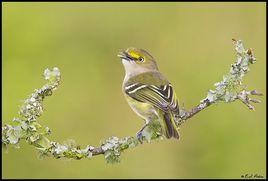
top-left (2, 39), bottom-right (262, 164)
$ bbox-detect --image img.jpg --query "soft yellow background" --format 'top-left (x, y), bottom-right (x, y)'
top-left (2, 2), bottom-right (266, 179)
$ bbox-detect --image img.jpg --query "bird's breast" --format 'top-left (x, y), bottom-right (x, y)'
top-left (124, 94), bottom-right (159, 122)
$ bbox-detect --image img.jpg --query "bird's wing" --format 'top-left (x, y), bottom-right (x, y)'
top-left (124, 82), bottom-right (179, 114)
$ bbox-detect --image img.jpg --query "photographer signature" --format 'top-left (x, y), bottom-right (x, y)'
top-left (241, 173), bottom-right (264, 179)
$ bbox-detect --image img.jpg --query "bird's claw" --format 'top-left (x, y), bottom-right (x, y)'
top-left (136, 131), bottom-right (144, 144)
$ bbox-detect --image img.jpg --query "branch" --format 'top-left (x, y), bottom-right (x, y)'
top-left (176, 39), bottom-right (262, 125)
top-left (2, 39), bottom-right (263, 164)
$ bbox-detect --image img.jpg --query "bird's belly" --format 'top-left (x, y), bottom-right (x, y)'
top-left (125, 96), bottom-right (159, 122)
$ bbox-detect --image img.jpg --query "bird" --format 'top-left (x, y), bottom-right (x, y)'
top-left (118, 47), bottom-right (180, 142)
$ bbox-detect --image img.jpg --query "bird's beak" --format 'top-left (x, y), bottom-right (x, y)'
top-left (117, 51), bottom-right (125, 59)
top-left (117, 51), bottom-right (132, 61)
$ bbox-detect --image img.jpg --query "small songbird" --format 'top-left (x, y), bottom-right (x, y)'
top-left (118, 47), bottom-right (180, 141)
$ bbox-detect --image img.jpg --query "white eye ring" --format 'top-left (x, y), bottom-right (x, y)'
top-left (138, 57), bottom-right (144, 62)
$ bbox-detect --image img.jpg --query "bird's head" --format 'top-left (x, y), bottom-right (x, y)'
top-left (118, 47), bottom-right (158, 75)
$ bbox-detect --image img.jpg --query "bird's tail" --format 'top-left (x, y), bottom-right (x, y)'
top-left (162, 111), bottom-right (180, 139)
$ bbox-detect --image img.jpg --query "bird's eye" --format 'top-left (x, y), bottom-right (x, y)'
top-left (138, 57), bottom-right (144, 62)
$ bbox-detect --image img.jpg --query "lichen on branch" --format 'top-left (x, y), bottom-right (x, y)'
top-left (2, 39), bottom-right (263, 164)
top-left (177, 39), bottom-right (262, 125)
top-left (203, 39), bottom-right (260, 105)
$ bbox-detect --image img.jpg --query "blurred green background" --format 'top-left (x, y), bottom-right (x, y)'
top-left (2, 2), bottom-right (266, 179)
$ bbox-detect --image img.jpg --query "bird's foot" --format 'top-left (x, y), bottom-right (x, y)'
top-left (136, 123), bottom-right (149, 144)
top-left (136, 130), bottom-right (144, 144)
